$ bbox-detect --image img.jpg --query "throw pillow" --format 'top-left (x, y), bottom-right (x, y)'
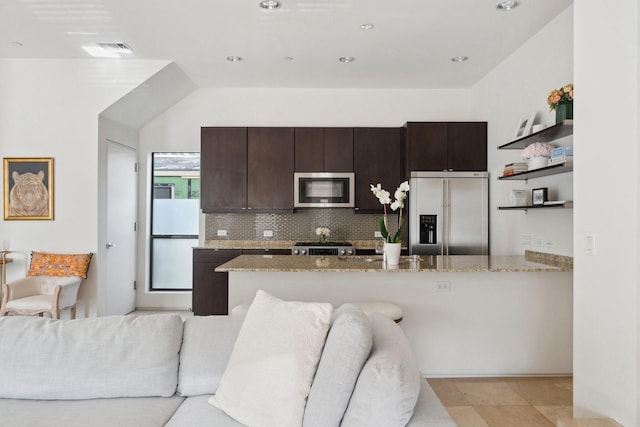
top-left (303, 303), bottom-right (373, 427)
top-left (208, 290), bottom-right (332, 427)
top-left (28, 251), bottom-right (93, 278)
top-left (341, 313), bottom-right (422, 427)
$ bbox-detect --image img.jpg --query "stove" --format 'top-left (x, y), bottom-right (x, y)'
top-left (291, 241), bottom-right (356, 256)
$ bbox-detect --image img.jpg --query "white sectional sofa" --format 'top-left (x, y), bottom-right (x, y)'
top-left (0, 305), bottom-right (455, 427)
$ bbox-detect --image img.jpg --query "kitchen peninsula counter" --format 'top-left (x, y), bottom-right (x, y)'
top-left (216, 253), bottom-right (571, 273)
top-left (220, 250), bottom-right (573, 377)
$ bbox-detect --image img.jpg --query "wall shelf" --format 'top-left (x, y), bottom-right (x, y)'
top-left (498, 201), bottom-right (573, 211)
top-left (498, 120), bottom-right (573, 150)
top-left (498, 161), bottom-right (573, 180)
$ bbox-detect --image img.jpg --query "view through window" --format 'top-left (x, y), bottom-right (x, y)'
top-left (150, 152), bottom-right (200, 291)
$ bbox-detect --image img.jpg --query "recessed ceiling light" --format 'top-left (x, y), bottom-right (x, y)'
top-left (226, 56), bottom-right (243, 62)
top-left (339, 56), bottom-right (355, 63)
top-left (451, 56), bottom-right (468, 62)
top-left (496, 1), bottom-right (518, 11)
top-left (360, 23), bottom-right (374, 30)
top-left (260, 0), bottom-right (281, 10)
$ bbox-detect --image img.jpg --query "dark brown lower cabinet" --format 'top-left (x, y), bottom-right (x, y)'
top-left (192, 249), bottom-right (241, 315)
top-left (192, 248), bottom-right (292, 315)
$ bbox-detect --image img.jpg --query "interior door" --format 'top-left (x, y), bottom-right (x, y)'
top-left (105, 141), bottom-right (137, 315)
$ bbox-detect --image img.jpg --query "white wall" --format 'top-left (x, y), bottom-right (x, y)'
top-left (472, 5), bottom-right (574, 256)
top-left (136, 88), bottom-right (476, 308)
top-left (0, 58), bottom-right (166, 317)
top-left (573, 2), bottom-right (639, 425)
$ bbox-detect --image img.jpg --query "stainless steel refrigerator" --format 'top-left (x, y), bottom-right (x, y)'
top-left (409, 171), bottom-right (489, 255)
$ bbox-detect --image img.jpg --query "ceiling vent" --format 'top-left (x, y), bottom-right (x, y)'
top-left (97, 43), bottom-right (133, 53)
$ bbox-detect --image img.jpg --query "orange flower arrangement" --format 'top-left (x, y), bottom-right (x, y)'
top-left (547, 83), bottom-right (574, 111)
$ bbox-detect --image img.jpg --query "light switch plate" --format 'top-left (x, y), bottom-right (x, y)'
top-left (374, 231), bottom-right (382, 238)
top-left (217, 229), bottom-right (227, 237)
top-left (263, 230), bottom-right (274, 237)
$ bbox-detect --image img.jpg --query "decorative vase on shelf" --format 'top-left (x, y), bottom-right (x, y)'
top-left (555, 101), bottom-right (573, 124)
top-left (383, 242), bottom-right (402, 266)
top-left (527, 156), bottom-right (549, 170)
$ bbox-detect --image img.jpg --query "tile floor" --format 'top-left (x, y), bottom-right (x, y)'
top-left (427, 376), bottom-right (573, 427)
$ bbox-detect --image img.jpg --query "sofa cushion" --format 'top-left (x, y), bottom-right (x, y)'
top-left (166, 395), bottom-right (249, 427)
top-left (0, 396), bottom-right (184, 427)
top-left (303, 303), bottom-right (373, 427)
top-left (341, 313), bottom-right (422, 427)
top-left (177, 314), bottom-right (244, 396)
top-left (0, 314), bottom-right (184, 400)
top-left (209, 290), bottom-right (332, 427)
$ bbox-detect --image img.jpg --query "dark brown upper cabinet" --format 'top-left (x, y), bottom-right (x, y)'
top-left (201, 127), bottom-right (248, 212)
top-left (353, 127), bottom-right (403, 212)
top-left (294, 127), bottom-right (353, 172)
top-left (404, 122), bottom-right (487, 174)
top-left (247, 127), bottom-right (295, 212)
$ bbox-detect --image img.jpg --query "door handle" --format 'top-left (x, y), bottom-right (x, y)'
top-left (106, 242), bottom-right (116, 249)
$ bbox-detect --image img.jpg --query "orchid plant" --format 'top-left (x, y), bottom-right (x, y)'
top-left (370, 181), bottom-right (410, 244)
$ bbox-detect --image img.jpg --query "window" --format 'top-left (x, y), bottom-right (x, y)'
top-left (150, 152), bottom-right (200, 291)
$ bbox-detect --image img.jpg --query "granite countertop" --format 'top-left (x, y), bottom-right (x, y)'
top-left (215, 253), bottom-right (572, 273)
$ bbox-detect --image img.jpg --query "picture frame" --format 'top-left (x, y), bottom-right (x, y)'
top-left (3, 157), bottom-right (54, 220)
top-left (532, 187), bottom-right (548, 206)
top-left (513, 112), bottom-right (536, 140)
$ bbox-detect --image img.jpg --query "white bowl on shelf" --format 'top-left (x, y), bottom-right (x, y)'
top-left (527, 156), bottom-right (549, 170)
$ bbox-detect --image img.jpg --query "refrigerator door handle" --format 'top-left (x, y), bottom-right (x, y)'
top-left (439, 178), bottom-right (444, 256)
top-left (445, 179), bottom-right (450, 256)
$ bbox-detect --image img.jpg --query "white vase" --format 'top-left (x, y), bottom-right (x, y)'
top-left (383, 242), bottom-right (402, 266)
top-left (527, 156), bottom-right (549, 170)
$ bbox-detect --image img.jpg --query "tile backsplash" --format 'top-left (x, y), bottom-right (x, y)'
top-left (205, 208), bottom-right (392, 241)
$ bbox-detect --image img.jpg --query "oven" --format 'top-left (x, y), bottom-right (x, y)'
top-left (291, 242), bottom-right (355, 256)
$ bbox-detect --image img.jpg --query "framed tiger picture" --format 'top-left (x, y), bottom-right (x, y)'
top-left (3, 157), bottom-right (54, 220)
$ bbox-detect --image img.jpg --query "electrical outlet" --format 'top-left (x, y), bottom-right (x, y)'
top-left (535, 238), bottom-right (543, 247)
top-left (434, 281), bottom-right (451, 292)
top-left (521, 234), bottom-right (532, 246)
top-left (585, 233), bottom-right (596, 256)
top-left (263, 230), bottom-right (274, 237)
top-left (217, 229), bottom-right (227, 237)
top-left (374, 231), bottom-right (382, 238)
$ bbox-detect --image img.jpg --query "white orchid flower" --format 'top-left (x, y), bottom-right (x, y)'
top-left (397, 181), bottom-right (410, 192)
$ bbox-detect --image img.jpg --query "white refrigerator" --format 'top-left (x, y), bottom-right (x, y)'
top-left (409, 171), bottom-right (489, 255)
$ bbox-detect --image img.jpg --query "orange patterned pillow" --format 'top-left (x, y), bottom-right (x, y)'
top-left (28, 252), bottom-right (93, 278)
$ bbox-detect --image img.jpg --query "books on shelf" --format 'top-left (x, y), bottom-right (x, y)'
top-left (502, 162), bottom-right (528, 176)
top-left (549, 146), bottom-right (573, 166)
top-left (548, 155), bottom-right (573, 166)
top-left (551, 146), bottom-right (573, 158)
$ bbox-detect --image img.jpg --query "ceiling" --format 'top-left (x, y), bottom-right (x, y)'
top-left (0, 0), bottom-right (572, 89)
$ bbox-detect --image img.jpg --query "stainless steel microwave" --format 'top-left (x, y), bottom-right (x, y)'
top-left (294, 172), bottom-right (355, 208)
